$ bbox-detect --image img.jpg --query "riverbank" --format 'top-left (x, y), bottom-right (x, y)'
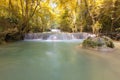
top-left (0, 29), bottom-right (24, 44)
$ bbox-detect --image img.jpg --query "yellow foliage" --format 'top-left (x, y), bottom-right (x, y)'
top-left (0, 0), bottom-right (118, 32)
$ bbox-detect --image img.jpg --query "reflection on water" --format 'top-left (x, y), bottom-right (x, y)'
top-left (0, 41), bottom-right (120, 80)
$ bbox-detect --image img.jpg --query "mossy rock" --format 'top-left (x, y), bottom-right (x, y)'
top-left (5, 32), bottom-right (24, 42)
top-left (82, 37), bottom-right (97, 48)
top-left (82, 36), bottom-right (114, 49)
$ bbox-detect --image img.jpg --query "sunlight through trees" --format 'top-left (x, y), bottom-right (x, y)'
top-left (0, 0), bottom-right (120, 33)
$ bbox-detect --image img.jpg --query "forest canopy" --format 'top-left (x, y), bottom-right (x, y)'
top-left (0, 0), bottom-right (120, 33)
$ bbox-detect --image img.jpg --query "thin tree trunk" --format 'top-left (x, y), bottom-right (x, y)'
top-left (23, 0), bottom-right (39, 33)
top-left (84, 0), bottom-right (96, 33)
top-left (20, 0), bottom-right (24, 19)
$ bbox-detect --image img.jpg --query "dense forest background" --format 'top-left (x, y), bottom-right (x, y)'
top-left (0, 0), bottom-right (120, 42)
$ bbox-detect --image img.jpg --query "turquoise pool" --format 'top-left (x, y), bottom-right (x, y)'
top-left (0, 41), bottom-right (120, 80)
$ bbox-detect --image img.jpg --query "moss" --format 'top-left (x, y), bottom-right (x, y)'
top-left (105, 40), bottom-right (114, 48)
top-left (102, 36), bottom-right (114, 48)
top-left (82, 37), bottom-right (97, 48)
top-left (82, 36), bottom-right (114, 49)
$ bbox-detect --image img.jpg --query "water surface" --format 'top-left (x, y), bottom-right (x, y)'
top-left (0, 41), bottom-right (120, 80)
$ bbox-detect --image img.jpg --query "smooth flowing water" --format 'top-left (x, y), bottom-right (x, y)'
top-left (0, 41), bottom-right (120, 80)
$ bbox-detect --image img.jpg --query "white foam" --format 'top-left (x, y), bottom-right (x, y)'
top-left (24, 39), bottom-right (84, 43)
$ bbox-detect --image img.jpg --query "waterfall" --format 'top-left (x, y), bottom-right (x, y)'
top-left (24, 32), bottom-right (95, 41)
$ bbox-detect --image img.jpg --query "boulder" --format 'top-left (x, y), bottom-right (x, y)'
top-left (5, 32), bottom-right (24, 42)
top-left (82, 36), bottom-right (115, 51)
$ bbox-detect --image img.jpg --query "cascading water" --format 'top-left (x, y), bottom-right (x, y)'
top-left (24, 32), bottom-right (95, 41)
top-left (47, 33), bottom-right (76, 40)
top-left (24, 29), bottom-right (96, 41)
